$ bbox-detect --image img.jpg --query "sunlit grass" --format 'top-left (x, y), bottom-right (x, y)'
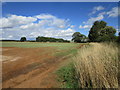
top-left (74, 43), bottom-right (118, 88)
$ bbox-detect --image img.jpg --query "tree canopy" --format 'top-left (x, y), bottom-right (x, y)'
top-left (36, 36), bottom-right (70, 42)
top-left (88, 21), bottom-right (116, 42)
top-left (72, 32), bottom-right (87, 43)
top-left (20, 37), bottom-right (26, 42)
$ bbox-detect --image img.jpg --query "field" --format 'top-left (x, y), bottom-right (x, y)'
top-left (0, 42), bottom-right (118, 88)
top-left (1, 42), bottom-right (84, 88)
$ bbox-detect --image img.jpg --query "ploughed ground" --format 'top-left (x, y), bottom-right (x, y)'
top-left (2, 47), bottom-right (72, 88)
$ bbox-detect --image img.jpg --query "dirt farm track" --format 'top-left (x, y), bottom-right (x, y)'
top-left (1, 46), bottom-right (73, 88)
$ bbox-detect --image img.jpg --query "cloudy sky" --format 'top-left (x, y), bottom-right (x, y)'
top-left (1, 2), bottom-right (119, 40)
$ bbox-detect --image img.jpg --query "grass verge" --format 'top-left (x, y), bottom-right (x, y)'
top-left (55, 43), bottom-right (87, 88)
top-left (56, 63), bottom-right (79, 88)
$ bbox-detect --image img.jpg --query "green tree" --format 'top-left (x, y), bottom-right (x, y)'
top-left (118, 32), bottom-right (120, 43)
top-left (99, 26), bottom-right (116, 42)
top-left (88, 21), bottom-right (116, 42)
top-left (88, 21), bottom-right (107, 42)
top-left (72, 32), bottom-right (86, 43)
top-left (99, 21), bottom-right (107, 28)
top-left (36, 36), bottom-right (41, 42)
top-left (20, 37), bottom-right (26, 42)
top-left (36, 36), bottom-right (70, 42)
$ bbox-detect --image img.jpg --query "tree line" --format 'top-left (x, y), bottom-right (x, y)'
top-left (72, 20), bottom-right (120, 43)
top-left (36, 36), bottom-right (70, 42)
top-left (20, 36), bottom-right (70, 42)
top-left (20, 20), bottom-right (120, 43)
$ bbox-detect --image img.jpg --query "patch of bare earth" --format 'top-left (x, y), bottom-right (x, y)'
top-left (2, 47), bottom-right (71, 88)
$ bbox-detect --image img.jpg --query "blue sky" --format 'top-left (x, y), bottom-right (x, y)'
top-left (1, 2), bottom-right (119, 40)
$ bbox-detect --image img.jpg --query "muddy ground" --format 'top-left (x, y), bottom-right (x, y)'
top-left (1, 47), bottom-right (72, 88)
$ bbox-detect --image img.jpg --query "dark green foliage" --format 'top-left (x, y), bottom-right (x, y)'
top-left (99, 26), bottom-right (116, 42)
top-left (118, 32), bottom-right (120, 43)
top-left (99, 21), bottom-right (107, 28)
top-left (72, 32), bottom-right (87, 43)
top-left (20, 37), bottom-right (26, 42)
top-left (36, 36), bottom-right (70, 42)
top-left (56, 63), bottom-right (79, 88)
top-left (88, 21), bottom-right (107, 42)
top-left (88, 21), bottom-right (117, 42)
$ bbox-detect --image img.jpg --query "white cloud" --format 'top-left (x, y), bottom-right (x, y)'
top-left (0, 15), bottom-right (37, 28)
top-left (1, 14), bottom-right (75, 40)
top-left (35, 14), bottom-right (55, 19)
top-left (106, 7), bottom-right (119, 17)
top-left (55, 28), bottom-right (75, 37)
top-left (79, 25), bottom-right (92, 29)
top-left (90, 6), bottom-right (104, 15)
top-left (35, 14), bottom-right (69, 29)
top-left (98, 12), bottom-right (106, 16)
top-left (85, 14), bottom-right (104, 24)
top-left (70, 25), bottom-right (75, 28)
top-left (94, 6), bottom-right (104, 11)
top-left (80, 6), bottom-right (119, 33)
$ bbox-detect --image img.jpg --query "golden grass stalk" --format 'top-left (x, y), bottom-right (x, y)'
top-left (74, 43), bottom-right (118, 88)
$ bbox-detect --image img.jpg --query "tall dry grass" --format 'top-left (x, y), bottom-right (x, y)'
top-left (74, 43), bottom-right (118, 88)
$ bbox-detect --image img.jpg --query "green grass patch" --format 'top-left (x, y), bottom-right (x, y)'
top-left (1, 42), bottom-right (80, 50)
top-left (55, 48), bottom-right (78, 57)
top-left (56, 63), bottom-right (79, 88)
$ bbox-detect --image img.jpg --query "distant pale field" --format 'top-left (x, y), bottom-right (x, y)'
top-left (1, 42), bottom-right (81, 50)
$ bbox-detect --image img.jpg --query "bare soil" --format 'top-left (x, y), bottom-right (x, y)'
top-left (2, 47), bottom-right (71, 88)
